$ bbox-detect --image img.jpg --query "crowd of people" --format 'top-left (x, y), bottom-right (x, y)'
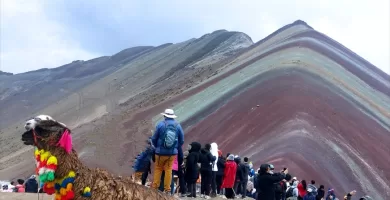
top-left (0, 175), bottom-right (42, 193)
top-left (132, 109), bottom-right (374, 200)
top-left (0, 108), bottom-right (374, 200)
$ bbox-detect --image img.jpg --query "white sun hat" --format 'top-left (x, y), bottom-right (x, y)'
top-left (161, 109), bottom-right (177, 118)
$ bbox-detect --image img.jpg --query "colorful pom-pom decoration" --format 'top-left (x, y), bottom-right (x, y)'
top-left (82, 187), bottom-right (92, 197)
top-left (35, 148), bottom-right (77, 199)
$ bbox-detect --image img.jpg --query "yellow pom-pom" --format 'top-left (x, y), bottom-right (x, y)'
top-left (47, 156), bottom-right (58, 165)
top-left (66, 183), bottom-right (72, 191)
top-left (39, 149), bottom-right (45, 155)
top-left (40, 151), bottom-right (51, 162)
top-left (83, 187), bottom-right (91, 193)
top-left (68, 171), bottom-right (76, 177)
top-left (60, 188), bottom-right (67, 196)
top-left (34, 149), bottom-right (39, 156)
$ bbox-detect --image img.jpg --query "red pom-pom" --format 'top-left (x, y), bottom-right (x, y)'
top-left (36, 155), bottom-right (40, 161)
top-left (65, 190), bottom-right (75, 199)
top-left (46, 164), bottom-right (57, 170)
top-left (43, 185), bottom-right (55, 195)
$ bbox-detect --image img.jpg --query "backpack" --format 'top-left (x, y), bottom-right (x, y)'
top-left (163, 121), bottom-right (178, 149)
top-left (286, 187), bottom-right (294, 198)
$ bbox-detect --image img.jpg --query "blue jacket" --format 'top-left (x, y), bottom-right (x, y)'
top-left (152, 118), bottom-right (184, 155)
top-left (133, 145), bottom-right (154, 172)
top-left (303, 192), bottom-right (316, 200)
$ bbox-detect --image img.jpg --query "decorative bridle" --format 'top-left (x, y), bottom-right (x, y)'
top-left (32, 129), bottom-right (58, 148)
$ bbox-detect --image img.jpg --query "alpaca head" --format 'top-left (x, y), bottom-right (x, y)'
top-left (22, 115), bottom-right (71, 152)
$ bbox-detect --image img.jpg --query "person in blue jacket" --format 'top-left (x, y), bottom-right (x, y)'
top-left (132, 137), bottom-right (154, 185)
top-left (151, 109), bottom-right (184, 194)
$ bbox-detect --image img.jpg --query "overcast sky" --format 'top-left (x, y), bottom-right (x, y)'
top-left (1, 0), bottom-right (389, 74)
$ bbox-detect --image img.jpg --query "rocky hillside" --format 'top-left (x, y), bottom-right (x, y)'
top-left (0, 29), bottom-right (253, 180)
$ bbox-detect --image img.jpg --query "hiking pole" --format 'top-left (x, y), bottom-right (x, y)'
top-left (232, 188), bottom-right (237, 198)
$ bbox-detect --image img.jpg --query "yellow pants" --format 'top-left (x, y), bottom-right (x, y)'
top-left (152, 155), bottom-right (175, 192)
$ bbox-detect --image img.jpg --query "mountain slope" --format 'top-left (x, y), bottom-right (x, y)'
top-left (0, 29), bottom-right (253, 179)
top-left (1, 20), bottom-right (389, 199)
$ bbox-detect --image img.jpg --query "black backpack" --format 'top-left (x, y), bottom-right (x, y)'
top-left (286, 187), bottom-right (294, 198)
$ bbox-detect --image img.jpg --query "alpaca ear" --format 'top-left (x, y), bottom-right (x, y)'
top-left (57, 129), bottom-right (73, 153)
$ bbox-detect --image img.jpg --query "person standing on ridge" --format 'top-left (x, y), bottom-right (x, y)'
top-left (199, 143), bottom-right (216, 199)
top-left (256, 164), bottom-right (287, 200)
top-left (221, 154), bottom-right (238, 199)
top-left (210, 142), bottom-right (219, 197)
top-left (184, 142), bottom-right (202, 198)
top-left (151, 109), bottom-right (184, 194)
top-left (240, 157), bottom-right (251, 198)
top-left (216, 150), bottom-right (226, 196)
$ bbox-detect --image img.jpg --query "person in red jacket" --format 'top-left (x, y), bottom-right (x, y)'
top-left (221, 154), bottom-right (237, 199)
top-left (297, 180), bottom-right (308, 200)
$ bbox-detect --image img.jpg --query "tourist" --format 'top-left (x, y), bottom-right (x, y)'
top-left (151, 109), bottom-right (184, 194)
top-left (316, 185), bottom-right (325, 200)
top-left (14, 179), bottom-right (25, 193)
top-left (304, 188), bottom-right (317, 200)
top-left (24, 175), bottom-right (38, 193)
top-left (221, 154), bottom-right (237, 199)
top-left (177, 146), bottom-right (186, 197)
top-left (256, 164), bottom-right (287, 200)
top-left (298, 180), bottom-right (308, 200)
top-left (234, 156), bottom-right (243, 196)
top-left (199, 143), bottom-right (216, 199)
top-left (184, 142), bottom-right (201, 198)
top-left (307, 180), bottom-right (318, 196)
top-left (216, 150), bottom-right (225, 196)
top-left (210, 142), bottom-right (219, 197)
top-left (132, 137), bottom-right (154, 185)
top-left (240, 157), bottom-right (251, 198)
top-left (286, 180), bottom-right (299, 199)
top-left (343, 190), bottom-right (356, 200)
top-left (325, 188), bottom-right (337, 200)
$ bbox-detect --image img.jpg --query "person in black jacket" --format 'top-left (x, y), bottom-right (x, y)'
top-left (240, 157), bottom-right (251, 198)
top-left (316, 185), bottom-right (325, 200)
top-left (24, 175), bottom-right (38, 193)
top-left (199, 143), bottom-right (216, 198)
top-left (256, 164), bottom-right (287, 200)
top-left (184, 142), bottom-right (201, 198)
top-left (216, 150), bottom-right (225, 196)
top-left (234, 156), bottom-right (244, 196)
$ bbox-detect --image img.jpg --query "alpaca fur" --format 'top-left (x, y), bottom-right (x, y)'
top-left (22, 117), bottom-right (176, 200)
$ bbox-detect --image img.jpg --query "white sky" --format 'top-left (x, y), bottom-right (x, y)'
top-left (0, 0), bottom-right (389, 75)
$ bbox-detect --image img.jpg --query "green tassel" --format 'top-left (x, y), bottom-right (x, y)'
top-left (47, 172), bottom-right (55, 181)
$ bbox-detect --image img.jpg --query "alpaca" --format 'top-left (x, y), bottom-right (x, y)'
top-left (21, 116), bottom-right (176, 200)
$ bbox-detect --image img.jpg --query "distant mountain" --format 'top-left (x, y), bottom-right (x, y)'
top-left (1, 20), bottom-right (389, 199)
